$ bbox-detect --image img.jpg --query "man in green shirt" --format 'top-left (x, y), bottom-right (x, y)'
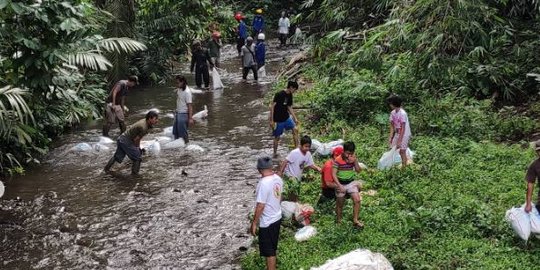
top-left (104, 110), bottom-right (159, 175)
top-left (207, 31), bottom-right (222, 68)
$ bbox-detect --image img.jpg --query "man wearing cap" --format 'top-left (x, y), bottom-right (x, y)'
top-left (525, 140), bottom-right (540, 213)
top-left (250, 156), bottom-right (283, 270)
top-left (241, 36), bottom-right (258, 81)
top-left (235, 12), bottom-right (248, 56)
top-left (102, 75), bottom-right (138, 137)
top-left (252, 9), bottom-right (265, 35)
top-left (207, 31), bottom-right (222, 68)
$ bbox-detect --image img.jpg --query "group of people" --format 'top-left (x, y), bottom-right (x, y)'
top-left (251, 82), bottom-right (413, 269)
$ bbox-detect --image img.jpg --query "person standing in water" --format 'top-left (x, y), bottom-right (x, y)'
top-left (190, 40), bottom-right (214, 89)
top-left (102, 75), bottom-right (138, 137)
top-left (172, 75), bottom-right (194, 143)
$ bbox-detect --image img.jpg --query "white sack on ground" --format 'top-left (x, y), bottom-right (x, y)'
top-left (70, 143), bottom-right (93, 152)
top-left (377, 147), bottom-right (414, 170)
top-left (99, 136), bottom-right (114, 144)
top-left (311, 249), bottom-right (394, 270)
top-left (294, 225), bottom-right (317, 242)
top-left (258, 66), bottom-right (266, 78)
top-left (505, 206), bottom-right (531, 241)
top-left (315, 139), bottom-right (344, 156)
top-left (0, 181), bottom-right (4, 198)
top-left (155, 136), bottom-right (173, 145)
top-left (530, 205), bottom-right (540, 234)
top-left (281, 201), bottom-right (298, 219)
top-left (186, 144), bottom-right (204, 152)
top-left (163, 126), bottom-right (173, 137)
top-left (162, 138), bottom-right (185, 149)
top-left (212, 68), bottom-right (224, 89)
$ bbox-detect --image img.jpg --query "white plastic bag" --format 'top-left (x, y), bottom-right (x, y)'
top-left (315, 139), bottom-right (344, 156)
top-left (93, 143), bottom-right (110, 152)
top-left (529, 205), bottom-right (540, 234)
top-left (312, 248), bottom-right (394, 270)
top-left (98, 136), bottom-right (114, 144)
top-left (193, 105), bottom-right (208, 120)
top-left (163, 126), bottom-right (173, 137)
top-left (155, 136), bottom-right (173, 145)
top-left (212, 68), bottom-right (224, 89)
top-left (377, 147), bottom-right (398, 170)
top-left (311, 139), bottom-right (323, 152)
top-left (505, 206), bottom-right (531, 241)
top-left (0, 181), bottom-right (4, 198)
top-left (162, 138), bottom-right (185, 149)
top-left (186, 144), bottom-right (204, 152)
top-left (258, 66), bottom-right (266, 78)
top-left (281, 201), bottom-right (298, 219)
top-left (146, 141), bottom-right (161, 156)
top-left (294, 225), bottom-right (317, 242)
top-left (70, 143), bottom-right (93, 152)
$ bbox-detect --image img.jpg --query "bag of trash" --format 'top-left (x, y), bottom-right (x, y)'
top-left (377, 147), bottom-right (398, 170)
top-left (0, 181), bottom-right (4, 198)
top-left (163, 126), bottom-right (173, 137)
top-left (212, 68), bottom-right (224, 89)
top-left (316, 139), bottom-right (344, 156)
top-left (294, 225), bottom-right (317, 242)
top-left (312, 248), bottom-right (394, 270)
top-left (162, 138), bottom-right (185, 149)
top-left (186, 144), bottom-right (204, 152)
top-left (146, 140), bottom-right (161, 156)
top-left (529, 205), bottom-right (540, 234)
top-left (392, 148), bottom-right (415, 164)
top-left (258, 65), bottom-right (266, 78)
top-left (295, 204), bottom-right (315, 226)
top-left (70, 143), bottom-right (93, 152)
top-left (505, 206), bottom-right (531, 241)
top-left (281, 201), bottom-right (298, 219)
top-left (93, 143), bottom-right (110, 152)
top-left (155, 136), bottom-right (173, 145)
top-left (99, 136), bottom-right (114, 144)
top-left (311, 139), bottom-right (323, 152)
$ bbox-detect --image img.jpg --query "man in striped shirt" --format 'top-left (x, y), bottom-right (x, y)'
top-left (332, 141), bottom-right (364, 228)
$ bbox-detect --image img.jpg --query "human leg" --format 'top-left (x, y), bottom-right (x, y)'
top-left (119, 121), bottom-right (126, 134)
top-left (351, 192), bottom-right (362, 227)
top-left (202, 66), bottom-right (210, 88)
top-left (242, 67), bottom-right (249, 80)
top-left (172, 113), bottom-right (189, 143)
top-left (266, 256), bottom-right (277, 270)
top-left (258, 220), bottom-right (281, 270)
top-left (252, 65), bottom-right (258, 81)
top-left (273, 137), bottom-right (279, 157)
top-left (195, 66), bottom-right (203, 88)
top-left (336, 196), bottom-right (345, 224)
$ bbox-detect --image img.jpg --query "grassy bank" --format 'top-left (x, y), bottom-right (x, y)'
top-left (241, 79), bottom-right (540, 269)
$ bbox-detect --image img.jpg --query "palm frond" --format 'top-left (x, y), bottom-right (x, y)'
top-left (97, 37), bottom-right (147, 54)
top-left (67, 52), bottom-right (112, 71)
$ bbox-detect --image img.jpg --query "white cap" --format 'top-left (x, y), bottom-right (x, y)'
top-left (257, 33), bottom-right (265, 40)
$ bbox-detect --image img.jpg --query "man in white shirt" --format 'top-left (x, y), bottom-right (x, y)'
top-left (173, 75), bottom-right (194, 143)
top-left (251, 156), bottom-right (283, 270)
top-left (278, 11), bottom-right (290, 47)
top-left (278, 135), bottom-right (322, 201)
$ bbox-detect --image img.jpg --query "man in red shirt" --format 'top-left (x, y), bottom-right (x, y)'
top-left (320, 146), bottom-right (343, 200)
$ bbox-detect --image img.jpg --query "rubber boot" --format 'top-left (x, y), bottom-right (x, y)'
top-left (119, 121), bottom-right (126, 135)
top-left (102, 123), bottom-right (111, 137)
top-left (104, 156), bottom-right (116, 172)
top-left (131, 160), bottom-right (141, 175)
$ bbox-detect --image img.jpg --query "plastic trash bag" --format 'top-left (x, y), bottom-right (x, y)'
top-left (295, 204), bottom-right (315, 226)
top-left (70, 143), bottom-right (93, 152)
top-left (163, 126), bottom-right (173, 137)
top-left (315, 139), bottom-right (344, 156)
top-left (155, 136), bottom-right (173, 145)
top-left (0, 181), bottom-right (4, 198)
top-left (529, 205), bottom-right (540, 234)
top-left (258, 65), bottom-right (266, 78)
top-left (162, 138), bottom-right (185, 149)
top-left (312, 248), bottom-right (394, 270)
top-left (93, 143), bottom-right (110, 152)
top-left (193, 105), bottom-right (208, 120)
top-left (377, 147), bottom-right (415, 170)
top-left (212, 68), bottom-right (224, 89)
top-left (311, 139), bottom-right (323, 152)
top-left (186, 144), bottom-right (204, 152)
top-left (506, 206), bottom-right (531, 241)
top-left (281, 201), bottom-right (298, 219)
top-left (294, 225), bottom-right (317, 242)
top-left (99, 136), bottom-right (114, 144)
top-left (146, 141), bottom-right (161, 156)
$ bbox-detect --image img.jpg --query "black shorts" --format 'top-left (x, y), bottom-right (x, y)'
top-left (322, 187), bottom-right (336, 199)
top-left (258, 219), bottom-right (281, 257)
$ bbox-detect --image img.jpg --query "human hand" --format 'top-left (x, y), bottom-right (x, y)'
top-left (525, 203), bottom-right (533, 213)
top-left (339, 185), bottom-right (346, 193)
top-left (269, 121), bottom-right (275, 130)
top-left (189, 118), bottom-right (195, 126)
top-left (250, 223), bottom-right (257, 236)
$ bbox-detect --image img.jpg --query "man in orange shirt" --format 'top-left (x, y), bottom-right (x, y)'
top-left (320, 146), bottom-right (343, 201)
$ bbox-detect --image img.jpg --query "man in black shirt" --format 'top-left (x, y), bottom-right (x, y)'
top-left (269, 81), bottom-right (299, 157)
top-left (102, 75), bottom-right (138, 137)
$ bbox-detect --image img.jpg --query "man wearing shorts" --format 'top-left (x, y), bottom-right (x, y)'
top-left (269, 80), bottom-right (299, 157)
top-left (251, 156), bottom-right (283, 270)
top-left (104, 110), bottom-right (159, 175)
top-left (102, 75), bottom-right (138, 137)
top-left (332, 141), bottom-right (364, 228)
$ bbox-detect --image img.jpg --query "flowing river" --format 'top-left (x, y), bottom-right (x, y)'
top-left (0, 44), bottom-right (302, 269)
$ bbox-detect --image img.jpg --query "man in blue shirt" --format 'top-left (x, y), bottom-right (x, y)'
top-left (236, 12), bottom-right (248, 56)
top-left (252, 9), bottom-right (265, 35)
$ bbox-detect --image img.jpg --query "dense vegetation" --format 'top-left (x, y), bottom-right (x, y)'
top-left (242, 0), bottom-right (540, 269)
top-left (0, 0), bottom-right (273, 176)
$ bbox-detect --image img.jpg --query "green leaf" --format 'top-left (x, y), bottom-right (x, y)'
top-left (0, 0), bottom-right (10, 9)
top-left (60, 18), bottom-right (83, 33)
top-left (10, 2), bottom-right (24, 14)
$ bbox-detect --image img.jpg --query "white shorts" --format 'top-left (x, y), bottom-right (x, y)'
top-left (392, 135), bottom-right (410, 150)
top-left (336, 181), bottom-right (360, 198)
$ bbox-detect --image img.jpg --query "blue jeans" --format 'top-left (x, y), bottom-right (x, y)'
top-left (173, 112), bottom-right (189, 142)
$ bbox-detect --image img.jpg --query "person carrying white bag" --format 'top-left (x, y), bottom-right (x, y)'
top-left (525, 140), bottom-right (540, 215)
top-left (387, 95), bottom-right (412, 168)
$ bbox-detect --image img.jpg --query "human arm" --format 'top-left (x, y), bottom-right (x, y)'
top-left (526, 181), bottom-right (535, 213)
top-left (278, 159), bottom-right (288, 177)
top-left (250, 202), bottom-right (265, 236)
top-left (110, 83), bottom-right (121, 105)
top-left (388, 123), bottom-right (394, 147)
top-left (269, 102), bottom-right (276, 128)
top-left (188, 103), bottom-right (194, 126)
top-left (309, 164), bottom-right (322, 173)
top-left (332, 166), bottom-right (345, 192)
top-left (287, 106), bottom-right (298, 124)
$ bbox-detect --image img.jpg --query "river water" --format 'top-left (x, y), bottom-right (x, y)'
top-left (0, 45), bottom-right (302, 269)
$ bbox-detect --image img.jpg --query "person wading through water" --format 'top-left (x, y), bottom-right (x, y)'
top-left (102, 75), bottom-right (138, 137)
